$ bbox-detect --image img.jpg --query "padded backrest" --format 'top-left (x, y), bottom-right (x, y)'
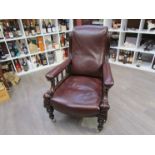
top-left (70, 25), bottom-right (109, 78)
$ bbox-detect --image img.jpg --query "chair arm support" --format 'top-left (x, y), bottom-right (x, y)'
top-left (103, 62), bottom-right (114, 89)
top-left (46, 58), bottom-right (71, 81)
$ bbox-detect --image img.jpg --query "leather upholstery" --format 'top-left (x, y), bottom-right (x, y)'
top-left (103, 62), bottom-right (114, 88)
top-left (46, 58), bottom-right (71, 81)
top-left (70, 25), bottom-right (108, 78)
top-left (44, 25), bottom-right (114, 127)
top-left (51, 76), bottom-right (102, 117)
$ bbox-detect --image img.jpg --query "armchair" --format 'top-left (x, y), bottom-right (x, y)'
top-left (43, 25), bottom-right (114, 131)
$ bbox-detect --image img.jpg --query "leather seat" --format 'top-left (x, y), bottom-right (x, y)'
top-left (43, 25), bottom-right (114, 131)
top-left (51, 76), bottom-right (102, 117)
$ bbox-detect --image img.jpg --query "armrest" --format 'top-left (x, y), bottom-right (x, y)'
top-left (46, 58), bottom-right (71, 81)
top-left (103, 62), bottom-right (114, 89)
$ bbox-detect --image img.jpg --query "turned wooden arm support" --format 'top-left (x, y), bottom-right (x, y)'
top-left (45, 59), bottom-right (71, 93)
top-left (101, 62), bottom-right (114, 110)
top-left (103, 62), bottom-right (114, 89)
top-left (46, 58), bottom-right (71, 81)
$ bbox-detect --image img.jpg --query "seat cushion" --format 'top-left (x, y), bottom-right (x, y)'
top-left (51, 76), bottom-right (102, 117)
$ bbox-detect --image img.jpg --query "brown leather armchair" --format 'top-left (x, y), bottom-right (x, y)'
top-left (43, 25), bottom-right (114, 131)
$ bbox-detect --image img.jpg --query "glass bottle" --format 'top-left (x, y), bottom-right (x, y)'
top-left (15, 59), bottom-right (22, 72)
top-left (136, 52), bottom-right (142, 67)
top-left (22, 58), bottom-right (29, 71)
top-left (60, 34), bottom-right (65, 47)
top-left (47, 20), bottom-right (52, 33)
top-left (42, 20), bottom-right (47, 34)
top-left (0, 22), bottom-right (3, 39)
top-left (22, 42), bottom-right (28, 55)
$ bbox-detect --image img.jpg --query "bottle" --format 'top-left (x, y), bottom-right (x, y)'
top-left (111, 51), bottom-right (116, 61)
top-left (127, 51), bottom-right (130, 63)
top-left (11, 20), bottom-right (17, 37)
top-left (35, 21), bottom-right (41, 34)
top-left (15, 59), bottom-right (22, 72)
top-left (63, 49), bottom-right (68, 59)
top-left (60, 34), bottom-right (65, 47)
top-left (22, 43), bottom-right (28, 55)
top-left (51, 24), bottom-right (56, 32)
top-left (119, 51), bottom-right (123, 62)
top-left (23, 20), bottom-right (29, 36)
top-left (129, 51), bottom-right (133, 64)
top-left (0, 45), bottom-right (7, 60)
top-left (48, 52), bottom-right (55, 64)
top-left (15, 20), bottom-right (22, 37)
top-left (35, 55), bottom-right (41, 67)
top-left (22, 58), bottom-right (29, 71)
top-left (40, 54), bottom-right (47, 65)
top-left (42, 20), bottom-right (47, 33)
top-left (37, 37), bottom-right (44, 51)
top-left (30, 20), bottom-right (36, 35)
top-left (66, 19), bottom-right (69, 30)
top-left (13, 42), bottom-right (20, 57)
top-left (0, 22), bottom-right (3, 39)
top-left (6, 21), bottom-right (13, 38)
top-left (136, 52), bottom-right (142, 67)
top-left (123, 52), bottom-right (128, 64)
top-left (152, 58), bottom-right (155, 70)
top-left (27, 59), bottom-right (32, 70)
top-left (47, 20), bottom-right (52, 33)
top-left (3, 21), bottom-right (8, 38)
top-left (27, 20), bottom-right (31, 36)
top-left (61, 20), bottom-right (67, 31)
top-left (8, 43), bottom-right (15, 57)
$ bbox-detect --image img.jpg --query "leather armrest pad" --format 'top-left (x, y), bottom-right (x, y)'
top-left (46, 59), bottom-right (71, 81)
top-left (103, 62), bottom-right (114, 88)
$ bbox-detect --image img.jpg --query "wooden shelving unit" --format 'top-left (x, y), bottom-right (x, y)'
top-left (0, 19), bottom-right (73, 76)
top-left (1, 19), bottom-right (155, 76)
top-left (103, 19), bottom-right (155, 73)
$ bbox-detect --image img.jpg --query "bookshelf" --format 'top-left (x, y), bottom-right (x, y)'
top-left (0, 19), bottom-right (73, 76)
top-left (1, 19), bottom-right (155, 76)
top-left (103, 19), bottom-right (155, 73)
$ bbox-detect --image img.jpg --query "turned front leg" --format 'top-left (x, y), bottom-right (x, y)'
top-left (43, 91), bottom-right (55, 120)
top-left (97, 87), bottom-right (109, 131)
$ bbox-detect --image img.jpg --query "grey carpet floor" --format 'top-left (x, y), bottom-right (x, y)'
top-left (0, 64), bottom-right (155, 135)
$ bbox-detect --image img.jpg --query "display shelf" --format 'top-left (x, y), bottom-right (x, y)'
top-left (136, 47), bottom-right (155, 54)
top-left (0, 19), bottom-right (23, 40)
top-left (92, 20), bottom-right (103, 25)
top-left (122, 29), bottom-right (139, 33)
top-left (41, 19), bottom-right (58, 34)
top-left (107, 18), bottom-right (155, 73)
top-left (139, 29), bottom-right (155, 35)
top-left (5, 36), bottom-right (25, 42)
top-left (61, 46), bottom-right (69, 49)
top-left (1, 19), bottom-right (155, 75)
top-left (46, 48), bottom-right (58, 53)
top-left (43, 32), bottom-right (58, 36)
top-left (22, 19), bottom-right (41, 37)
top-left (109, 28), bottom-right (121, 32)
top-left (109, 59), bottom-right (155, 73)
top-left (59, 30), bottom-right (72, 33)
top-left (17, 61), bottom-right (62, 76)
top-left (12, 53), bottom-right (29, 60)
top-left (133, 61), bottom-right (152, 69)
top-left (0, 39), bottom-right (5, 43)
top-left (0, 54), bottom-right (11, 62)
top-left (26, 34), bottom-right (43, 39)
top-left (58, 19), bottom-right (73, 33)
top-left (118, 46), bottom-right (136, 51)
top-left (44, 33), bottom-right (59, 50)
